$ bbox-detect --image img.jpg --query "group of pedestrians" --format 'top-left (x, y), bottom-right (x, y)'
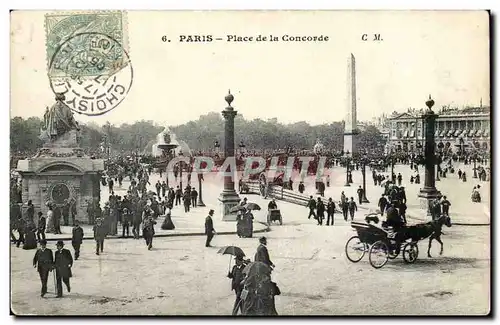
top-left (306, 192), bottom-right (358, 225)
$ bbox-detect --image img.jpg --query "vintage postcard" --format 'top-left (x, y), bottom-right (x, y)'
top-left (9, 10), bottom-right (490, 316)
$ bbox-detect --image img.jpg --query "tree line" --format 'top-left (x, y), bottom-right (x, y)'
top-left (10, 112), bottom-right (385, 155)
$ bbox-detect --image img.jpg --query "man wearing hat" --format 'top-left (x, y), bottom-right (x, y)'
top-left (54, 241), bottom-right (73, 297)
top-left (93, 218), bottom-right (107, 255)
top-left (255, 237), bottom-right (275, 268)
top-left (71, 220), bottom-right (84, 260)
top-left (227, 254), bottom-right (248, 315)
top-left (33, 239), bottom-right (54, 297)
top-left (205, 209), bottom-right (216, 247)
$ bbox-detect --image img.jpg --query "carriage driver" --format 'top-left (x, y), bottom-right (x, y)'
top-left (385, 203), bottom-right (406, 254)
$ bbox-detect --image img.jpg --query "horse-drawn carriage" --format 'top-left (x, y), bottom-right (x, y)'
top-left (345, 221), bottom-right (419, 268)
top-left (345, 214), bottom-right (452, 269)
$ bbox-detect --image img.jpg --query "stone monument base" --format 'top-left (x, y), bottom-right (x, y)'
top-left (417, 187), bottom-right (442, 217)
top-left (219, 190), bottom-right (241, 222)
top-left (17, 145), bottom-right (104, 225)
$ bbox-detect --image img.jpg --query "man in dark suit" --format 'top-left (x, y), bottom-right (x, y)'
top-left (93, 218), bottom-right (107, 255)
top-left (306, 196), bottom-right (316, 219)
top-left (316, 197), bottom-right (325, 225)
top-left (348, 197), bottom-right (357, 221)
top-left (54, 240), bottom-right (73, 297)
top-left (227, 255), bottom-right (248, 315)
top-left (378, 194), bottom-right (388, 216)
top-left (71, 220), bottom-right (84, 260)
top-left (254, 237), bottom-right (275, 268)
top-left (205, 209), bottom-right (215, 247)
top-left (33, 239), bottom-right (54, 297)
top-left (326, 198), bottom-right (336, 226)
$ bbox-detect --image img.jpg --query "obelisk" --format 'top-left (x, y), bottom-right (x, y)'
top-left (343, 53), bottom-right (358, 155)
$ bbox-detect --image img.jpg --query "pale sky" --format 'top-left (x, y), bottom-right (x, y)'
top-left (10, 10), bottom-right (489, 127)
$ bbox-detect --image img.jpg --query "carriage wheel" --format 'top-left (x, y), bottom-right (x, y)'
top-left (279, 217), bottom-right (283, 225)
top-left (402, 242), bottom-right (419, 264)
top-left (369, 240), bottom-right (389, 269)
top-left (345, 236), bottom-right (367, 263)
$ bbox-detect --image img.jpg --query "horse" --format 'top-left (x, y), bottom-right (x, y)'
top-left (404, 215), bottom-right (452, 258)
top-left (365, 214), bottom-right (380, 224)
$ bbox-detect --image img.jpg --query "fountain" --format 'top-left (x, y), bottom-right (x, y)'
top-left (153, 127), bottom-right (179, 157)
top-left (313, 138), bottom-right (325, 155)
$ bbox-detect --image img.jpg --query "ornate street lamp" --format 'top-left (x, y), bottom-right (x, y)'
top-left (472, 152), bottom-right (478, 178)
top-left (197, 172), bottom-right (206, 207)
top-left (361, 151), bottom-right (370, 203)
top-left (219, 90), bottom-right (241, 221)
top-left (436, 153), bottom-right (441, 182)
top-left (388, 150), bottom-right (395, 183)
top-left (178, 149), bottom-right (184, 190)
top-left (417, 95), bottom-right (442, 217)
top-left (344, 150), bottom-right (351, 187)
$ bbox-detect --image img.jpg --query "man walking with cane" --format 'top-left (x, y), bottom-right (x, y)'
top-left (54, 241), bottom-right (73, 298)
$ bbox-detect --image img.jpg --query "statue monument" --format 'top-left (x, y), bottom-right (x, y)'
top-left (16, 93), bottom-right (104, 224)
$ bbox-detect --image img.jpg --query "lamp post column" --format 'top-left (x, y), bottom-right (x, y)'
top-left (198, 173), bottom-right (205, 207)
top-left (344, 152), bottom-right (351, 187)
top-left (361, 156), bottom-right (370, 203)
top-left (179, 151), bottom-right (184, 191)
top-left (418, 95), bottom-right (442, 217)
top-left (219, 90), bottom-right (241, 221)
top-left (473, 154), bottom-right (478, 178)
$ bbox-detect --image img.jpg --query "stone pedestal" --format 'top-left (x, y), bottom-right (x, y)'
top-left (17, 131), bottom-right (104, 225)
top-left (219, 191), bottom-right (241, 221)
top-left (418, 187), bottom-right (442, 217)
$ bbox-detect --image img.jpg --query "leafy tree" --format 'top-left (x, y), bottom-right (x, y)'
top-left (10, 114), bottom-right (386, 155)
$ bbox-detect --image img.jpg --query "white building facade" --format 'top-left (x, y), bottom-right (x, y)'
top-left (387, 106), bottom-right (490, 154)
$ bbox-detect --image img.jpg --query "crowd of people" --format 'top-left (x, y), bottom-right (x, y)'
top-left (12, 145), bottom-right (490, 310)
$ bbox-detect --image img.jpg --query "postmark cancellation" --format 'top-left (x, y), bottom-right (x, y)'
top-left (45, 11), bottom-right (129, 79)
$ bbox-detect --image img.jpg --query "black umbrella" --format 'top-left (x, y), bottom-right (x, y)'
top-left (218, 246), bottom-right (245, 273)
top-left (218, 245), bottom-right (245, 257)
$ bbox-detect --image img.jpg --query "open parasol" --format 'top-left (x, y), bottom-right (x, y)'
top-left (244, 203), bottom-right (261, 211)
top-left (230, 205), bottom-right (246, 213)
top-left (218, 245), bottom-right (245, 273)
top-left (218, 246), bottom-right (245, 257)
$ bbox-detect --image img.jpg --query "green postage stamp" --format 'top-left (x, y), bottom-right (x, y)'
top-left (45, 11), bottom-right (128, 79)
